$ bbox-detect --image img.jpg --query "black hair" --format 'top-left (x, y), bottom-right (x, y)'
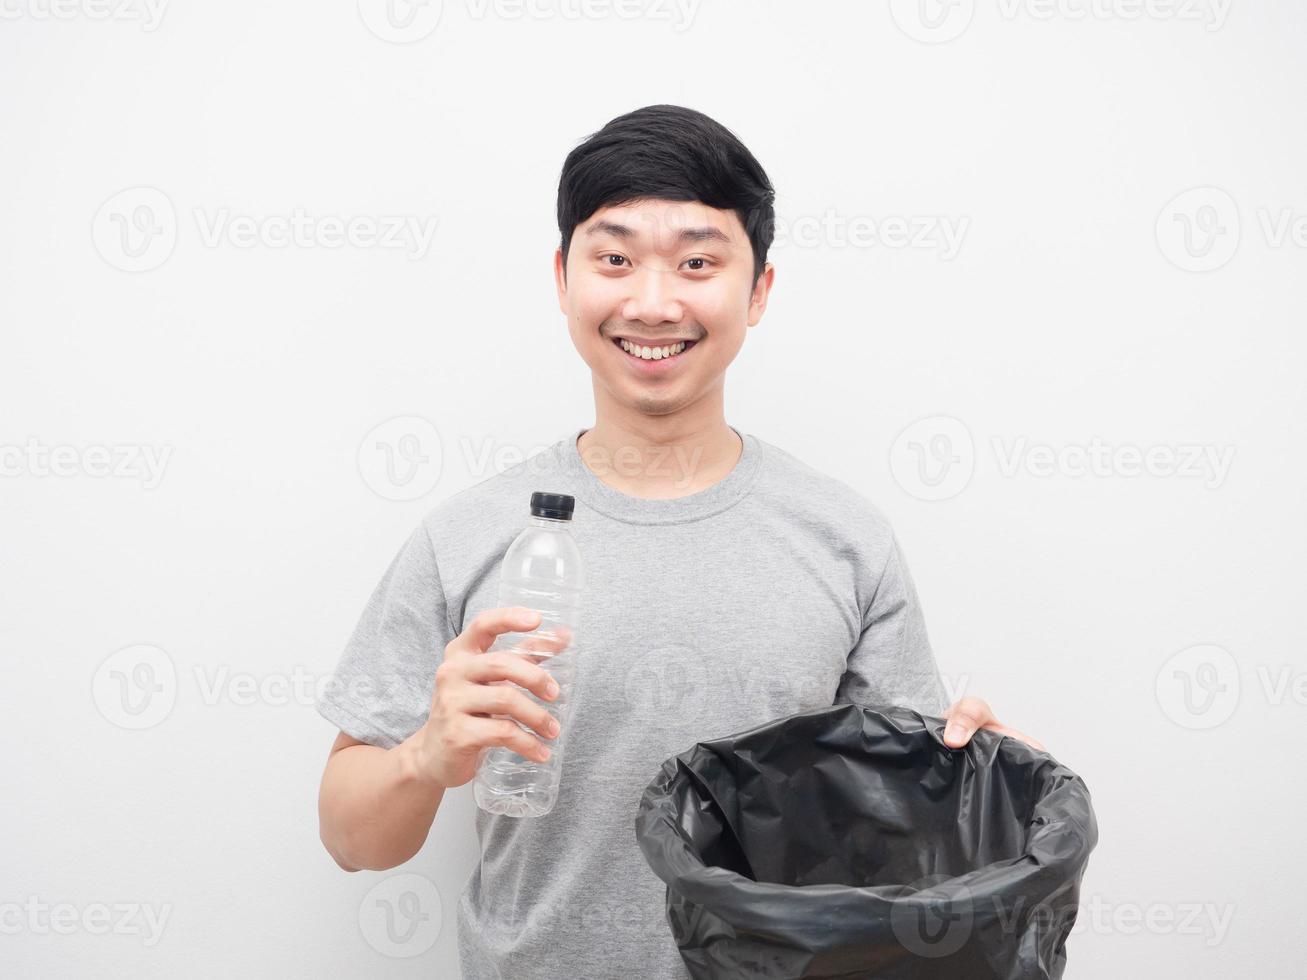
top-left (556, 104), bottom-right (775, 286)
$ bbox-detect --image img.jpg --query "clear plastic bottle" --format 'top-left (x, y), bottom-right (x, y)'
top-left (473, 491), bottom-right (583, 818)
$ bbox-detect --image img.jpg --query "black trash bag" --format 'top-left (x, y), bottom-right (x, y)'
top-left (635, 703), bottom-right (1098, 980)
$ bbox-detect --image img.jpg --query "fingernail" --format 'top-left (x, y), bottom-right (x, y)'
top-left (547, 718), bottom-right (560, 737)
top-left (539, 746), bottom-right (551, 760)
top-left (945, 724), bottom-right (964, 743)
top-left (547, 681), bottom-right (560, 698)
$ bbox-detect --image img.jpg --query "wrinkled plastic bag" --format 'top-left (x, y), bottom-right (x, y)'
top-left (635, 703), bottom-right (1098, 979)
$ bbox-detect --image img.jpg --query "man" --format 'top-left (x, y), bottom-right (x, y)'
top-left (315, 103), bottom-right (1045, 978)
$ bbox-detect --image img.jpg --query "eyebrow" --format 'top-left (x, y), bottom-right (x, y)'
top-left (584, 219), bottom-right (733, 247)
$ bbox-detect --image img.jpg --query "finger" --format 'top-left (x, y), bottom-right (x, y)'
top-left (943, 697), bottom-right (994, 747)
top-left (460, 683), bottom-right (561, 742)
top-left (982, 722), bottom-right (1047, 753)
top-left (465, 651), bottom-right (562, 703)
top-left (463, 716), bottom-right (552, 764)
top-left (452, 606), bottom-right (543, 656)
top-left (507, 625), bottom-right (573, 658)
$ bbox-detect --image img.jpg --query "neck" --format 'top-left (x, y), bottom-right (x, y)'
top-left (575, 407), bottom-right (743, 501)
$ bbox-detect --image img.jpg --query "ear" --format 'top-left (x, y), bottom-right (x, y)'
top-left (747, 263), bottom-right (775, 327)
top-left (554, 247), bottom-right (568, 315)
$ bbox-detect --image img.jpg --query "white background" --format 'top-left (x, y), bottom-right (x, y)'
top-left (3, 0), bottom-right (1304, 976)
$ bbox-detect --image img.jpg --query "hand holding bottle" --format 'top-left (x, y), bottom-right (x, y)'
top-left (414, 606), bottom-right (571, 790)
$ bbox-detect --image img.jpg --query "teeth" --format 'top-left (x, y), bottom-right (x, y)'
top-left (619, 339), bottom-right (687, 360)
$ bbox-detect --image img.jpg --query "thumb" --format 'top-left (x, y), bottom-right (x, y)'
top-left (942, 698), bottom-right (992, 748)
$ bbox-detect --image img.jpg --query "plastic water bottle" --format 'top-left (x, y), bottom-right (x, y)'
top-left (473, 491), bottom-right (583, 818)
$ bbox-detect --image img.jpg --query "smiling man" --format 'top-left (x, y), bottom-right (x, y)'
top-left (315, 103), bottom-right (1044, 979)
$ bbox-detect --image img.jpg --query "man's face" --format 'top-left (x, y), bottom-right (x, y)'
top-left (555, 198), bottom-right (773, 418)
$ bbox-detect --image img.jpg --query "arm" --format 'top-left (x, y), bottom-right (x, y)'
top-left (318, 729), bottom-right (446, 872)
top-left (317, 606), bottom-right (567, 872)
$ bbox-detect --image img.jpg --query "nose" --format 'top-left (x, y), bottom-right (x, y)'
top-left (621, 264), bottom-right (684, 327)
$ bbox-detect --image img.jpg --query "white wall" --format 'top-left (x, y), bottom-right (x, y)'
top-left (2, 1), bottom-right (1303, 976)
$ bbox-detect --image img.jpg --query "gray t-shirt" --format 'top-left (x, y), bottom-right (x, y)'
top-left (316, 425), bottom-right (950, 979)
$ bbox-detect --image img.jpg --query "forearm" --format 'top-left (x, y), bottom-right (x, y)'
top-left (318, 729), bottom-right (445, 872)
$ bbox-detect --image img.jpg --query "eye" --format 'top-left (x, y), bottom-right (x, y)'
top-left (601, 254), bottom-right (629, 268)
top-left (683, 257), bottom-right (713, 272)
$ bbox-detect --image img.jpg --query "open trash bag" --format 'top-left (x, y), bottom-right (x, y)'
top-left (635, 703), bottom-right (1098, 979)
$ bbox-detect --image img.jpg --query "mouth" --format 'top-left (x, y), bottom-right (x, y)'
top-left (610, 336), bottom-right (698, 368)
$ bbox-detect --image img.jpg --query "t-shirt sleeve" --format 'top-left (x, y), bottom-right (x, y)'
top-left (834, 534), bottom-right (950, 717)
top-left (315, 520), bottom-right (453, 750)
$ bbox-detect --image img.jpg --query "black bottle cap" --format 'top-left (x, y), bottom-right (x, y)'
top-left (530, 492), bottom-right (575, 521)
